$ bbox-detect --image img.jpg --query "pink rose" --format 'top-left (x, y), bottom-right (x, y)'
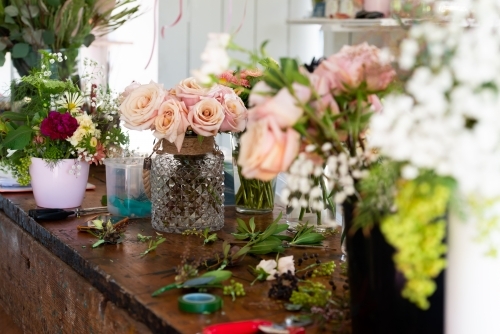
top-left (238, 117), bottom-right (300, 181)
top-left (219, 92), bottom-right (247, 132)
top-left (119, 81), bottom-right (165, 130)
top-left (175, 77), bottom-right (208, 108)
top-left (153, 98), bottom-right (190, 152)
top-left (314, 43), bottom-right (395, 94)
top-left (187, 98), bottom-right (225, 136)
top-left (248, 81), bottom-right (274, 107)
top-left (206, 84), bottom-right (235, 104)
top-left (368, 94), bottom-right (383, 112)
top-left (249, 83), bottom-right (311, 129)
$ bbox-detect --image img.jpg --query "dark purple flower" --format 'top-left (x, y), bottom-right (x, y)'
top-left (40, 111), bottom-right (78, 140)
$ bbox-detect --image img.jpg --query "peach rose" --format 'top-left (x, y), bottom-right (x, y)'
top-left (238, 117), bottom-right (300, 181)
top-left (187, 98), bottom-right (225, 136)
top-left (175, 77), bottom-right (208, 108)
top-left (248, 83), bottom-right (311, 129)
top-left (219, 92), bottom-right (247, 132)
top-left (118, 81), bottom-right (141, 104)
top-left (153, 98), bottom-right (190, 152)
top-left (119, 81), bottom-right (165, 130)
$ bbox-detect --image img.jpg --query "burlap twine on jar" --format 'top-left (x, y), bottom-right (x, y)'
top-left (142, 136), bottom-right (215, 199)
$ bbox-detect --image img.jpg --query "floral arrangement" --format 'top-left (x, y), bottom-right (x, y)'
top-left (0, 51), bottom-right (128, 185)
top-left (0, 0), bottom-right (140, 77)
top-left (118, 76), bottom-right (248, 151)
top-left (360, 0), bottom-right (500, 309)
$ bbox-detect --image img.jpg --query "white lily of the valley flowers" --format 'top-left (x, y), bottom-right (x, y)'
top-left (277, 255), bottom-right (295, 275)
top-left (256, 259), bottom-right (277, 281)
top-left (192, 33), bottom-right (231, 85)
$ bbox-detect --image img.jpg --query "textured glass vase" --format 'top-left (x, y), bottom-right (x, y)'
top-left (150, 137), bottom-right (225, 233)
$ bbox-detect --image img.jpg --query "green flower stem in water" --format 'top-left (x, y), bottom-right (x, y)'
top-left (235, 166), bottom-right (274, 211)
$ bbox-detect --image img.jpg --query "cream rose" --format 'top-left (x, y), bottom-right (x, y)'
top-left (119, 81), bottom-right (165, 130)
top-left (256, 259), bottom-right (278, 281)
top-left (238, 117), bottom-right (300, 181)
top-left (187, 98), bottom-right (224, 136)
top-left (153, 98), bottom-right (189, 152)
top-left (118, 81), bottom-right (141, 104)
top-left (175, 77), bottom-right (208, 108)
top-left (219, 92), bottom-right (247, 132)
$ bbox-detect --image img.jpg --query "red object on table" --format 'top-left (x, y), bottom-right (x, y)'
top-left (202, 319), bottom-right (306, 334)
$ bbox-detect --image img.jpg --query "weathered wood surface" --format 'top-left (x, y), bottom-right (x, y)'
top-left (0, 166), bottom-right (344, 333)
top-left (0, 210), bottom-right (152, 334)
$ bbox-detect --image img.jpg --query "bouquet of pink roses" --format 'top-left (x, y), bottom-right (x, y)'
top-left (119, 77), bottom-right (248, 150)
top-left (234, 43), bottom-right (396, 223)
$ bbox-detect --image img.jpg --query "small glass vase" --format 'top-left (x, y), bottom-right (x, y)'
top-left (231, 133), bottom-right (276, 214)
top-left (149, 136), bottom-right (225, 233)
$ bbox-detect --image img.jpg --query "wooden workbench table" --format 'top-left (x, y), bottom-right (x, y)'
top-left (0, 167), bottom-right (344, 333)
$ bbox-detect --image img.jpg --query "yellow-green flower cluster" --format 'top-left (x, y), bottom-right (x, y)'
top-left (381, 178), bottom-right (450, 309)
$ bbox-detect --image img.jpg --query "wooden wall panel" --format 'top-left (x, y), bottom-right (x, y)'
top-left (0, 212), bottom-right (152, 334)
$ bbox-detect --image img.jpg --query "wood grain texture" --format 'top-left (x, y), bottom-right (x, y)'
top-left (0, 166), bottom-right (345, 333)
top-left (0, 210), bottom-right (152, 334)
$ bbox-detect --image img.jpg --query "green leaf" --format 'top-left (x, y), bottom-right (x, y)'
top-left (42, 30), bottom-right (55, 45)
top-left (2, 125), bottom-right (32, 150)
top-left (236, 218), bottom-right (249, 233)
top-left (259, 222), bottom-right (278, 241)
top-left (182, 276), bottom-right (215, 287)
top-left (200, 270), bottom-right (232, 284)
top-left (232, 233), bottom-right (250, 240)
top-left (249, 236), bottom-right (283, 255)
top-left (274, 223), bottom-right (289, 234)
top-left (249, 217), bottom-right (256, 232)
top-left (45, 0), bottom-right (61, 7)
top-left (280, 57), bottom-right (299, 82)
top-left (11, 43), bottom-right (29, 58)
top-left (0, 51), bottom-right (5, 66)
top-left (20, 6), bottom-right (39, 18)
top-left (0, 41), bottom-right (6, 51)
top-left (274, 235), bottom-right (293, 241)
top-left (292, 71), bottom-right (310, 86)
top-left (100, 195), bottom-right (107, 206)
top-left (151, 283), bottom-right (181, 296)
top-left (83, 33), bottom-right (95, 47)
top-left (292, 232), bottom-right (325, 245)
top-left (1, 111), bottom-right (29, 122)
top-left (4, 6), bottom-right (18, 17)
top-left (5, 15), bottom-right (15, 24)
top-left (92, 239), bottom-right (105, 248)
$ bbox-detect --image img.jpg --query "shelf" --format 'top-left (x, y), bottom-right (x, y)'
top-left (287, 18), bottom-right (412, 32)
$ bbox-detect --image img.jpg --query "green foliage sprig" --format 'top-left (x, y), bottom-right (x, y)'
top-left (152, 270), bottom-right (232, 297)
top-left (0, 0), bottom-right (140, 73)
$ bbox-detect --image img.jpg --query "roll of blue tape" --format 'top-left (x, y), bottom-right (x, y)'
top-left (178, 293), bottom-right (223, 314)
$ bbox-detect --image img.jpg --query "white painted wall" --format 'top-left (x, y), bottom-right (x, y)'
top-left (158, 0), bottom-right (323, 88)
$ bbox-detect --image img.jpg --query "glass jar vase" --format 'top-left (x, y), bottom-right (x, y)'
top-left (149, 136), bottom-right (225, 233)
top-left (231, 133), bottom-right (276, 214)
